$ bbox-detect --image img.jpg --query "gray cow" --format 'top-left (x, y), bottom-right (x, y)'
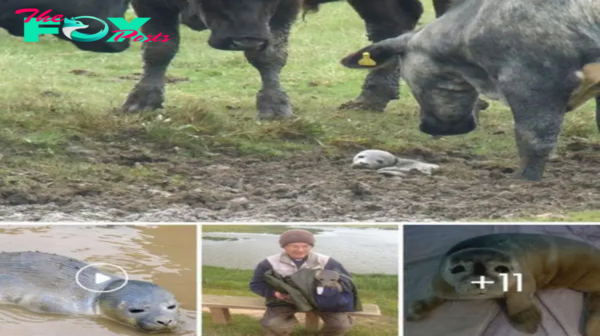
top-left (341, 0), bottom-right (600, 181)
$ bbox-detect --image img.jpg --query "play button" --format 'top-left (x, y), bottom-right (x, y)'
top-left (94, 272), bottom-right (112, 284)
top-left (75, 262), bottom-right (129, 293)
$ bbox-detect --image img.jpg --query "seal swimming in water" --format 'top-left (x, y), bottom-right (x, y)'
top-left (0, 251), bottom-right (181, 333)
top-left (406, 233), bottom-right (600, 335)
top-left (352, 149), bottom-right (439, 176)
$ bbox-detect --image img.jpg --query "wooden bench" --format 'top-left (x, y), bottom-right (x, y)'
top-left (203, 294), bottom-right (382, 332)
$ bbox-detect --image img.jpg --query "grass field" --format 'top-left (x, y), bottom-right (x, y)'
top-left (202, 266), bottom-right (398, 336)
top-left (2, 2), bottom-right (599, 220)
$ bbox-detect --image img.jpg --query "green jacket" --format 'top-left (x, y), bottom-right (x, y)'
top-left (263, 268), bottom-right (363, 312)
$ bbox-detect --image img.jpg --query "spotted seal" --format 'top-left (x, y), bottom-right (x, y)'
top-left (406, 233), bottom-right (600, 335)
top-left (0, 251), bottom-right (181, 333)
top-left (352, 149), bottom-right (439, 176)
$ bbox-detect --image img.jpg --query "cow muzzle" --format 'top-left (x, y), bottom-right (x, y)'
top-left (210, 36), bottom-right (269, 51)
top-left (419, 116), bottom-right (477, 136)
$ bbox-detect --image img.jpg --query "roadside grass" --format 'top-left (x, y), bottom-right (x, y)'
top-left (1, 3), bottom-right (598, 217)
top-left (202, 266), bottom-right (398, 336)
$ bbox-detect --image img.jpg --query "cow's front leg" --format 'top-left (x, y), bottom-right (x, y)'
top-left (340, 0), bottom-right (423, 112)
top-left (121, 1), bottom-right (180, 113)
top-left (243, 27), bottom-right (292, 119)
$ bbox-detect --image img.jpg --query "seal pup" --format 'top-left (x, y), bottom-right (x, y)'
top-left (315, 269), bottom-right (343, 295)
top-left (352, 149), bottom-right (440, 176)
top-left (0, 251), bottom-right (181, 333)
top-left (406, 233), bottom-right (600, 335)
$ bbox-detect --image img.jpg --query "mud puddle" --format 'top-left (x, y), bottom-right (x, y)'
top-left (0, 225), bottom-right (197, 335)
top-left (1, 142), bottom-right (600, 221)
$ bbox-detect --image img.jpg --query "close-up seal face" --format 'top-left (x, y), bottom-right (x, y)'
top-left (438, 247), bottom-right (522, 299)
top-left (98, 280), bottom-right (181, 333)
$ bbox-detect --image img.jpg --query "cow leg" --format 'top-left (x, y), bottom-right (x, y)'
top-left (432, 0), bottom-right (454, 17)
top-left (121, 0), bottom-right (181, 113)
top-left (243, 24), bottom-right (293, 119)
top-left (502, 79), bottom-right (566, 181)
top-left (340, 0), bottom-right (424, 112)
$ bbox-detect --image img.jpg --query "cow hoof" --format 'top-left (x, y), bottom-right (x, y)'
top-left (121, 86), bottom-right (164, 113)
top-left (338, 99), bottom-right (386, 112)
top-left (256, 89), bottom-right (293, 120)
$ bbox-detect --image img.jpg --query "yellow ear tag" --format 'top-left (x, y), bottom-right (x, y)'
top-left (358, 52), bottom-right (376, 66)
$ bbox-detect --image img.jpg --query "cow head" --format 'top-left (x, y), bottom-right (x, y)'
top-left (341, 33), bottom-right (482, 136)
top-left (190, 0), bottom-right (296, 51)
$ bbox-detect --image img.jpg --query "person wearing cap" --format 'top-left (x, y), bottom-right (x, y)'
top-left (249, 229), bottom-right (355, 336)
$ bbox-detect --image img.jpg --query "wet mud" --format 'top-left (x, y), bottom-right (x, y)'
top-left (1, 139), bottom-right (600, 222)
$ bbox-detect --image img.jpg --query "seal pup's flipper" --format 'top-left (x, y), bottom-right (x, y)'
top-left (405, 296), bottom-right (446, 321)
top-left (504, 291), bottom-right (542, 334)
top-left (586, 292), bottom-right (600, 336)
top-left (378, 158), bottom-right (440, 176)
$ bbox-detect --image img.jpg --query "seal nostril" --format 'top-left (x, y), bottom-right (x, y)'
top-left (157, 319), bottom-right (172, 326)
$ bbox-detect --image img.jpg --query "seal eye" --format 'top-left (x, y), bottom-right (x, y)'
top-left (357, 155), bottom-right (364, 159)
top-left (450, 265), bottom-right (465, 274)
top-left (376, 159), bottom-right (384, 164)
top-left (495, 266), bottom-right (510, 273)
top-left (129, 309), bottom-right (145, 313)
top-left (167, 305), bottom-right (176, 310)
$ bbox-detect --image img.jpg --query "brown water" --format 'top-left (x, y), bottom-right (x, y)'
top-left (0, 225), bottom-right (198, 336)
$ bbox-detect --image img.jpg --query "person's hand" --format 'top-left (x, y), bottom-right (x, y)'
top-left (274, 291), bottom-right (292, 301)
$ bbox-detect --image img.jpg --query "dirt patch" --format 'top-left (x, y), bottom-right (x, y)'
top-left (1, 139), bottom-right (600, 221)
top-left (69, 69), bottom-right (100, 77)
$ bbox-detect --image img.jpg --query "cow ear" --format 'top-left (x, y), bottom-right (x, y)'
top-left (340, 34), bottom-right (411, 70)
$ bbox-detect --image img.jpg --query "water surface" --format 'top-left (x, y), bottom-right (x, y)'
top-left (202, 226), bottom-right (398, 274)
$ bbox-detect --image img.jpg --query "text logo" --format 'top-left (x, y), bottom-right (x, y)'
top-left (15, 9), bottom-right (170, 43)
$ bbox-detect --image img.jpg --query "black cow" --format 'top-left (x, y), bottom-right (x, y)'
top-left (305, 0), bottom-right (449, 112)
top-left (1, 0), bottom-right (132, 53)
top-left (121, 0), bottom-right (461, 119)
top-left (121, 0), bottom-right (304, 119)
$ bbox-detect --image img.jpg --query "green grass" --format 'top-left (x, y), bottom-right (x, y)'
top-left (202, 266), bottom-right (398, 336)
top-left (1, 3), bottom-right (598, 217)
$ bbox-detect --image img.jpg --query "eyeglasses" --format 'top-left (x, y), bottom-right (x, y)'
top-left (287, 244), bottom-right (311, 250)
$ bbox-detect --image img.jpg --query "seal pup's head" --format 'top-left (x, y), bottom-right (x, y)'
top-left (314, 269), bottom-right (343, 295)
top-left (352, 150), bottom-right (397, 170)
top-left (97, 280), bottom-right (181, 333)
top-left (437, 248), bottom-right (522, 300)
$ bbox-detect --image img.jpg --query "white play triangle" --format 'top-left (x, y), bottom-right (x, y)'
top-left (95, 273), bottom-right (111, 284)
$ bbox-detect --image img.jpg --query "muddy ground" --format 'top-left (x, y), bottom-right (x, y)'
top-left (1, 138), bottom-right (600, 222)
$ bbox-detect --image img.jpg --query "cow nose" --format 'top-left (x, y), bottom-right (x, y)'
top-left (156, 319), bottom-right (172, 326)
top-left (230, 38), bottom-right (268, 51)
